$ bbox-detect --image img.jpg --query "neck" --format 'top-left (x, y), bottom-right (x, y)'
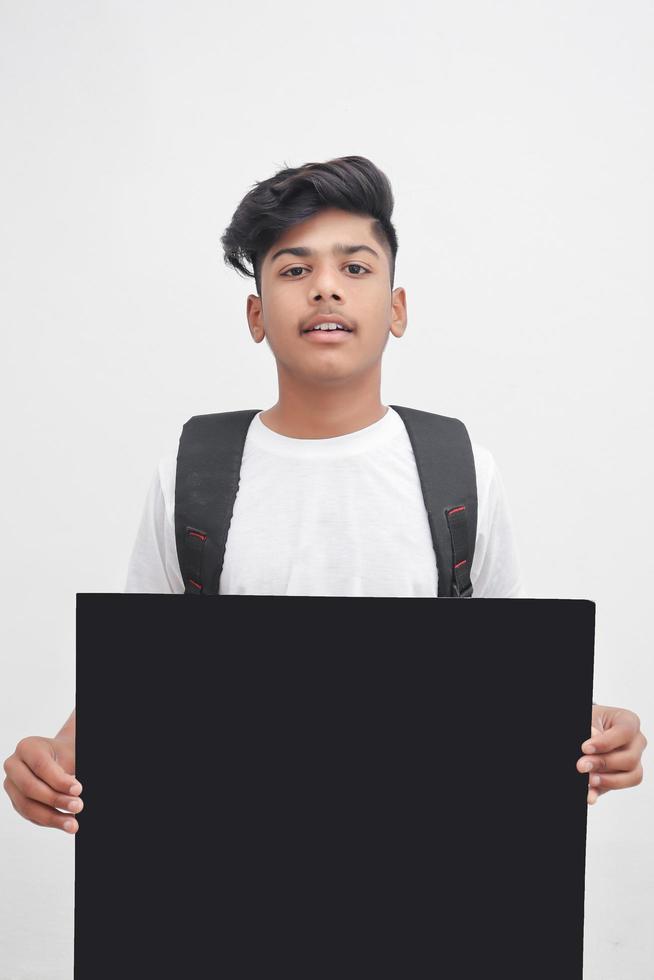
top-left (260, 370), bottom-right (387, 439)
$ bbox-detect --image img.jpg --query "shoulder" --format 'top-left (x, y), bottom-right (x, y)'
top-left (469, 439), bottom-right (500, 510)
top-left (467, 437), bottom-right (516, 540)
top-left (154, 444), bottom-right (179, 527)
top-left (469, 439), bottom-right (496, 481)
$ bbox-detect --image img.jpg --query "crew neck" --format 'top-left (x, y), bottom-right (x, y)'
top-left (248, 405), bottom-right (403, 458)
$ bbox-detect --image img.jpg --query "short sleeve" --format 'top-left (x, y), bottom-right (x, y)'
top-left (124, 457), bottom-right (185, 594)
top-left (470, 446), bottom-right (527, 598)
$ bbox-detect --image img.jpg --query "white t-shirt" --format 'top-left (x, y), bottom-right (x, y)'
top-left (124, 406), bottom-right (526, 598)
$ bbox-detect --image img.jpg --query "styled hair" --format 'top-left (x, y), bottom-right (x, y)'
top-left (220, 155), bottom-right (398, 296)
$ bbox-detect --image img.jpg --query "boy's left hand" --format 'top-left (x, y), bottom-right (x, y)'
top-left (577, 705), bottom-right (647, 805)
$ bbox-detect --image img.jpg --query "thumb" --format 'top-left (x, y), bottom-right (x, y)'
top-left (19, 737), bottom-right (79, 794)
top-left (587, 716), bottom-right (638, 755)
top-left (52, 738), bottom-right (77, 781)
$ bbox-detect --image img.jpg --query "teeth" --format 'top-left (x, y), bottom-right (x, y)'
top-left (309, 322), bottom-right (349, 331)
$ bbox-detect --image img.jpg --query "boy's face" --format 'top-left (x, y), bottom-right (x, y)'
top-left (246, 207), bottom-right (407, 386)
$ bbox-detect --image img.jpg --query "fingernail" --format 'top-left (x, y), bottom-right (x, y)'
top-left (63, 820), bottom-right (76, 832)
top-left (590, 775), bottom-right (601, 786)
top-left (68, 799), bottom-right (82, 812)
top-left (68, 782), bottom-right (82, 795)
top-left (579, 760), bottom-right (593, 772)
top-left (583, 742), bottom-right (596, 753)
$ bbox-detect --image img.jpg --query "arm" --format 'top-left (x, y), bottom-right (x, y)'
top-left (470, 446), bottom-right (526, 599)
top-left (124, 457), bottom-right (184, 594)
top-left (55, 708), bottom-right (76, 745)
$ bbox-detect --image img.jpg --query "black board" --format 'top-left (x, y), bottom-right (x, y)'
top-left (74, 595), bottom-right (595, 979)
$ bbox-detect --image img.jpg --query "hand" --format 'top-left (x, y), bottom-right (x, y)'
top-left (3, 735), bottom-right (84, 833)
top-left (577, 705), bottom-right (647, 805)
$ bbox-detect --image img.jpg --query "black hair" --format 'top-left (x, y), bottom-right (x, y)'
top-left (220, 155), bottom-right (398, 296)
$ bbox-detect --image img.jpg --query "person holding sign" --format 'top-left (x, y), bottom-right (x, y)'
top-left (3, 156), bottom-right (647, 833)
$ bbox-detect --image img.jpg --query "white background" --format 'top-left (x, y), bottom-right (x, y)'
top-left (1, 2), bottom-right (652, 977)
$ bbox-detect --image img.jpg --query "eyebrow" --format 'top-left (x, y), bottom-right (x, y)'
top-left (269, 243), bottom-right (381, 264)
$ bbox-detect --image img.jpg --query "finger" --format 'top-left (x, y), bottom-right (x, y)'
top-left (589, 764), bottom-right (643, 791)
top-left (579, 746), bottom-right (643, 775)
top-left (580, 724), bottom-right (604, 754)
top-left (4, 780), bottom-right (80, 833)
top-left (587, 785), bottom-right (610, 805)
top-left (3, 758), bottom-right (84, 813)
top-left (15, 739), bottom-right (81, 795)
top-left (583, 716), bottom-right (640, 755)
top-left (578, 730), bottom-right (647, 770)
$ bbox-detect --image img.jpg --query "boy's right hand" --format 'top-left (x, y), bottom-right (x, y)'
top-left (3, 736), bottom-right (83, 834)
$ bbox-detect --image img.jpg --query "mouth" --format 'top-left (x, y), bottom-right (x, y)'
top-left (301, 320), bottom-right (354, 342)
top-left (301, 327), bottom-right (353, 342)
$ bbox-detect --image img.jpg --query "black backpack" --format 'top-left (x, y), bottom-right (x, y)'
top-left (174, 405), bottom-right (478, 598)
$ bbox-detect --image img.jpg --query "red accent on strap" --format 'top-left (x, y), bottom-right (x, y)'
top-left (448, 505), bottom-right (466, 516)
top-left (454, 559), bottom-right (467, 569)
top-left (189, 578), bottom-right (202, 590)
top-left (188, 531), bottom-right (207, 541)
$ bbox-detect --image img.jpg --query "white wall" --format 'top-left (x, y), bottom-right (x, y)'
top-left (1, 2), bottom-right (652, 976)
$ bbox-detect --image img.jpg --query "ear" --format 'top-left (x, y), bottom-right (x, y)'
top-left (389, 287), bottom-right (408, 338)
top-left (247, 294), bottom-right (265, 343)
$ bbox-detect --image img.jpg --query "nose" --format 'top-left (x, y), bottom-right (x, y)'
top-left (310, 266), bottom-right (343, 302)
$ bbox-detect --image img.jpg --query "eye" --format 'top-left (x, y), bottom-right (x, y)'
top-left (281, 263), bottom-right (370, 278)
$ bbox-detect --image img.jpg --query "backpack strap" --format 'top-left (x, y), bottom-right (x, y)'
top-left (389, 405), bottom-right (478, 597)
top-left (175, 405), bottom-right (477, 598)
top-left (174, 409), bottom-right (261, 594)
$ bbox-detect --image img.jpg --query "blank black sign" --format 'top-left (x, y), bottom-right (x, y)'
top-left (74, 595), bottom-right (595, 979)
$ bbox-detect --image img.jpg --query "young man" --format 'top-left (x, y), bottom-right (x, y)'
top-left (3, 156), bottom-right (646, 835)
